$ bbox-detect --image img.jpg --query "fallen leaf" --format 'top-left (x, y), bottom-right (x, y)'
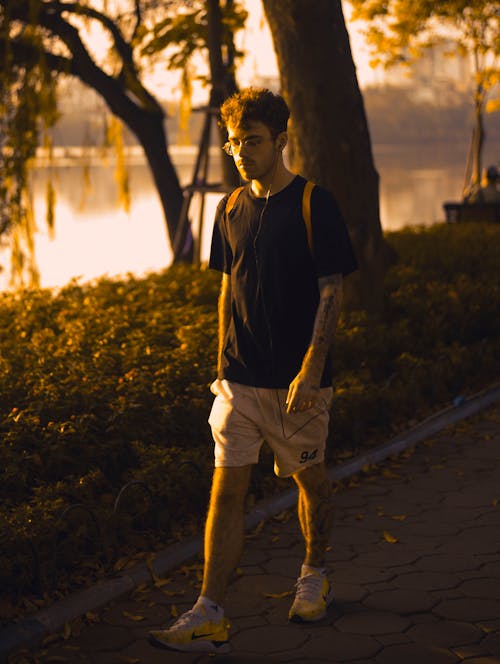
top-left (382, 469), bottom-right (400, 479)
top-left (170, 604), bottom-right (178, 618)
top-left (85, 611), bottom-right (100, 623)
top-left (263, 591), bottom-right (294, 599)
top-left (114, 557), bottom-right (131, 573)
top-left (383, 530), bottom-right (399, 544)
top-left (161, 588), bottom-right (185, 597)
top-left (391, 515), bottom-right (407, 521)
top-left (122, 611), bottom-right (145, 622)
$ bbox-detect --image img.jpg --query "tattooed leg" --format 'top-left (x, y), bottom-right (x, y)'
top-left (293, 462), bottom-right (334, 567)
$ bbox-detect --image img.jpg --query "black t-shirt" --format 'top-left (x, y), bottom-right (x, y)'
top-left (209, 175), bottom-right (357, 389)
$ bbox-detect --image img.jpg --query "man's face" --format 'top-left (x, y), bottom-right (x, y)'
top-left (226, 121), bottom-right (280, 182)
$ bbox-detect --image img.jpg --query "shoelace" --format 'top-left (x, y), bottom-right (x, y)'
top-left (294, 573), bottom-right (325, 601)
top-left (171, 607), bottom-right (208, 630)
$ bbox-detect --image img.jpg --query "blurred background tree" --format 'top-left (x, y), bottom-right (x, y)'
top-left (0, 0), bottom-right (245, 276)
top-left (350, 0), bottom-right (500, 198)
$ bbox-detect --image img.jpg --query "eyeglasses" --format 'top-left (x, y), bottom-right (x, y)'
top-left (222, 136), bottom-right (270, 156)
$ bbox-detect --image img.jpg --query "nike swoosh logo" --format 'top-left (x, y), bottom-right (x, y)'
top-left (191, 632), bottom-right (216, 640)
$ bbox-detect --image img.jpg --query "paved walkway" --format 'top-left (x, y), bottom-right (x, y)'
top-left (9, 403), bottom-right (500, 664)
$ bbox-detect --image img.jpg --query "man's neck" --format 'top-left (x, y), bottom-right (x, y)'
top-left (251, 166), bottom-right (295, 198)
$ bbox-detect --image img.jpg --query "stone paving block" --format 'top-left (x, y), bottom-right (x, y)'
top-left (431, 507), bottom-right (485, 524)
top-left (352, 483), bottom-right (391, 497)
top-left (230, 614), bottom-right (270, 632)
top-left (437, 539), bottom-right (500, 556)
top-left (430, 588), bottom-right (467, 601)
top-left (416, 553), bottom-right (481, 573)
top-left (299, 627), bottom-right (381, 661)
top-left (230, 624), bottom-right (309, 653)
top-left (394, 570), bottom-right (461, 590)
top-left (335, 610), bottom-right (410, 635)
top-left (482, 633), bottom-right (500, 656)
top-left (407, 620), bottom-right (484, 647)
top-left (375, 642), bottom-right (459, 664)
top-left (402, 521), bottom-right (462, 537)
top-left (69, 623), bottom-right (134, 653)
top-left (479, 619), bottom-right (500, 631)
top-left (375, 632), bottom-right (412, 646)
top-left (331, 525), bottom-right (381, 546)
top-left (452, 645), bottom-right (497, 661)
top-left (225, 574), bottom-right (293, 619)
top-left (458, 578), bottom-right (500, 599)
top-left (327, 545), bottom-right (359, 563)
top-left (238, 564), bottom-right (266, 576)
top-left (353, 546), bottom-right (421, 568)
top-left (240, 547), bottom-right (271, 566)
top-left (333, 563), bottom-right (395, 585)
top-left (332, 493), bottom-right (369, 508)
top-left (362, 588), bottom-right (438, 614)
top-left (332, 582), bottom-right (369, 603)
top-left (122, 637), bottom-right (200, 663)
top-left (444, 491), bottom-right (498, 509)
top-left (433, 597), bottom-right (500, 622)
top-left (476, 511), bottom-right (500, 526)
top-left (364, 499), bottom-right (428, 517)
top-left (262, 556), bottom-right (303, 579)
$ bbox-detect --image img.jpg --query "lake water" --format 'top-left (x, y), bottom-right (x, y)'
top-left (1, 139), bottom-right (499, 291)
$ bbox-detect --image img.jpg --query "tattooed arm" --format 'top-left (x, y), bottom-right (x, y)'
top-left (286, 274), bottom-right (343, 413)
top-left (217, 273), bottom-right (231, 374)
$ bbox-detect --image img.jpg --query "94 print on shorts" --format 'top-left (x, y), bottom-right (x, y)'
top-left (300, 448), bottom-right (318, 464)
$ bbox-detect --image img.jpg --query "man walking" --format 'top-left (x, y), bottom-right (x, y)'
top-left (150, 87), bottom-right (357, 653)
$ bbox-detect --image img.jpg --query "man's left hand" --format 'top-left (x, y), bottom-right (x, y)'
top-left (286, 372), bottom-right (320, 413)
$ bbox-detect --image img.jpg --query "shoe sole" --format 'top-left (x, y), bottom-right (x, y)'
top-left (149, 633), bottom-right (231, 654)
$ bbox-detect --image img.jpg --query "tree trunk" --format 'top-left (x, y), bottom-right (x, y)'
top-left (206, 0), bottom-right (240, 189)
top-left (262, 0), bottom-right (395, 311)
top-left (471, 94), bottom-right (485, 189)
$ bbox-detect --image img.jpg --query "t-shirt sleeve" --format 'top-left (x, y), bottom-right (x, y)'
top-left (310, 185), bottom-right (358, 277)
top-left (209, 195), bottom-right (233, 274)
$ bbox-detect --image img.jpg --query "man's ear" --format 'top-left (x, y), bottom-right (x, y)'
top-left (277, 132), bottom-right (288, 151)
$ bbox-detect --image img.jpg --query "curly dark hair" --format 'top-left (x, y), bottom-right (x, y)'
top-left (219, 88), bottom-right (290, 138)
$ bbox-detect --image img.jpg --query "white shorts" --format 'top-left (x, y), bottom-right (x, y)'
top-left (208, 379), bottom-right (333, 478)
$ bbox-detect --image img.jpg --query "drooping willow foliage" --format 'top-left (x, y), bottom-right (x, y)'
top-left (0, 0), bottom-right (58, 287)
top-left (0, 0), bottom-right (246, 287)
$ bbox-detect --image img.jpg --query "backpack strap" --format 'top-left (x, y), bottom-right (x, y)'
top-left (302, 180), bottom-right (315, 256)
top-left (225, 186), bottom-right (245, 216)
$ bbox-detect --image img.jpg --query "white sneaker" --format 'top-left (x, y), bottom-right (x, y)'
top-left (149, 604), bottom-right (230, 653)
top-left (288, 568), bottom-right (333, 622)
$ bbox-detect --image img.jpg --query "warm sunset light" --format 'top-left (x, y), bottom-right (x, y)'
top-left (1, 4), bottom-right (499, 661)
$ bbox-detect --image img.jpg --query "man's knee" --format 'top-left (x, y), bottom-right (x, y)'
top-left (293, 461), bottom-right (328, 490)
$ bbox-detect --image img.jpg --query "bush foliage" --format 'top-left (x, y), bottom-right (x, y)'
top-left (1, 223), bottom-right (499, 605)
